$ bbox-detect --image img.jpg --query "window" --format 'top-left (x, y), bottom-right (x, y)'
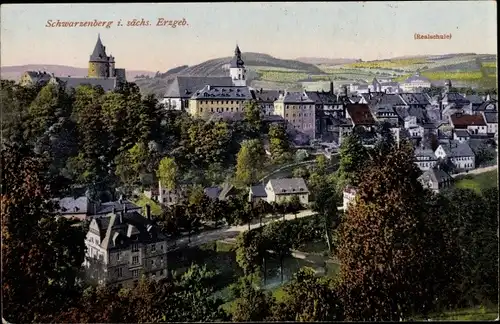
top-left (200, 108), bottom-right (203, 113)
top-left (132, 256), bottom-right (139, 264)
top-left (117, 252), bottom-right (121, 261)
top-left (151, 244), bottom-right (156, 252)
top-left (132, 270), bottom-right (139, 278)
top-left (151, 259), bottom-right (155, 266)
top-left (117, 267), bottom-right (123, 277)
top-left (132, 243), bottom-right (139, 252)
top-left (211, 108), bottom-right (214, 112)
top-left (160, 244), bottom-right (164, 250)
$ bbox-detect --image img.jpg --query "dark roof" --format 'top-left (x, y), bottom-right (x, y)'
top-left (439, 142), bottom-right (474, 157)
top-left (483, 111), bottom-right (498, 124)
top-left (191, 85), bottom-right (253, 100)
top-left (250, 185), bottom-right (267, 197)
top-left (164, 76), bottom-right (233, 98)
top-left (277, 91), bottom-right (314, 104)
top-left (55, 196), bottom-right (89, 215)
top-left (443, 92), bottom-right (469, 104)
top-left (400, 93), bottom-right (430, 106)
top-left (92, 211), bottom-right (166, 250)
top-left (268, 177), bottom-right (309, 195)
top-left (204, 186), bottom-right (222, 200)
top-left (89, 34), bottom-right (108, 62)
top-left (24, 71), bottom-right (52, 83)
top-left (305, 91), bottom-right (322, 104)
top-left (317, 92), bottom-right (339, 105)
top-left (476, 101), bottom-right (498, 112)
top-left (419, 167), bottom-right (452, 184)
top-left (414, 148), bottom-right (437, 160)
top-left (253, 89), bottom-right (280, 103)
top-left (95, 200), bottom-right (141, 215)
top-left (346, 104), bottom-right (376, 125)
top-left (375, 94), bottom-right (405, 106)
top-left (262, 114), bottom-right (286, 122)
top-left (380, 81), bottom-right (399, 87)
top-left (454, 129), bottom-right (470, 137)
top-left (54, 77), bottom-right (117, 92)
top-left (466, 95), bottom-right (484, 105)
top-left (450, 113), bottom-right (486, 128)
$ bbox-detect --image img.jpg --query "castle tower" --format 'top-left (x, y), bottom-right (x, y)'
top-left (109, 54), bottom-right (116, 77)
top-left (229, 45), bottom-right (246, 86)
top-left (88, 34), bottom-right (110, 78)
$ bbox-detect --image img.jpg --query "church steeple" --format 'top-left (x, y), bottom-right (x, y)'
top-left (229, 44), bottom-right (246, 86)
top-left (230, 44), bottom-right (245, 68)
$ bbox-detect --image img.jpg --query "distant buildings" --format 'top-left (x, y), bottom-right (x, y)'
top-left (20, 34), bottom-right (126, 91)
top-left (418, 166), bottom-right (453, 193)
top-left (55, 195), bottom-right (141, 221)
top-left (274, 91), bottom-right (316, 139)
top-left (400, 72), bottom-right (431, 93)
top-left (435, 141), bottom-right (475, 171)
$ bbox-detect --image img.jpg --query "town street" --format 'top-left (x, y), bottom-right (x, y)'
top-left (170, 207), bottom-right (344, 250)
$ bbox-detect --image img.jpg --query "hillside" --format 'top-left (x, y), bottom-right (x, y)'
top-left (295, 57), bottom-right (360, 65)
top-left (1, 64), bottom-right (157, 82)
top-left (136, 52), bottom-right (325, 98)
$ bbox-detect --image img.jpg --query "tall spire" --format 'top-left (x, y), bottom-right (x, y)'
top-left (230, 44), bottom-right (244, 68)
top-left (90, 34), bottom-right (108, 62)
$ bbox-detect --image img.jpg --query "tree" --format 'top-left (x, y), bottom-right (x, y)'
top-left (268, 124), bottom-right (291, 163)
top-left (270, 267), bottom-right (344, 321)
top-left (438, 187), bottom-right (499, 308)
top-left (263, 221), bottom-right (294, 283)
top-left (230, 275), bottom-right (276, 322)
top-left (474, 143), bottom-right (495, 167)
top-left (2, 143), bottom-right (86, 323)
top-left (337, 133), bottom-right (368, 187)
top-left (157, 156), bottom-right (179, 191)
top-left (243, 100), bottom-right (262, 133)
top-left (337, 141), bottom-right (451, 321)
top-left (235, 230), bottom-right (266, 275)
top-left (234, 139), bottom-right (265, 187)
top-left (115, 141), bottom-right (150, 191)
top-left (311, 178), bottom-right (340, 252)
top-left (288, 195), bottom-right (302, 219)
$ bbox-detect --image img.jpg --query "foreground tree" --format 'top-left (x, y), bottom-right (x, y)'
top-left (234, 139), bottom-right (266, 187)
top-left (2, 144), bottom-right (86, 323)
top-left (230, 274), bottom-right (276, 322)
top-left (337, 133), bottom-right (368, 187)
top-left (337, 141), bottom-right (451, 321)
top-left (270, 267), bottom-right (344, 321)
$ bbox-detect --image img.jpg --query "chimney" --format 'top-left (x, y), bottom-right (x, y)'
top-left (119, 210), bottom-right (124, 224)
top-left (385, 89), bottom-right (387, 94)
top-left (146, 204), bottom-right (151, 220)
top-left (112, 206), bottom-right (116, 214)
top-left (123, 204), bottom-right (127, 214)
top-left (330, 81), bottom-right (334, 95)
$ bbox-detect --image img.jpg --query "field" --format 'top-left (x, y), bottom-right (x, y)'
top-left (395, 71), bottom-right (483, 82)
top-left (346, 58), bottom-right (428, 70)
top-left (454, 169), bottom-right (498, 193)
top-left (481, 61), bottom-right (497, 69)
top-left (421, 306), bottom-right (498, 321)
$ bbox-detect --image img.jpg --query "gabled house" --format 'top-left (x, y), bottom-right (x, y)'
top-left (257, 177), bottom-right (309, 205)
top-left (435, 141), bottom-right (475, 171)
top-left (55, 196), bottom-right (141, 221)
top-left (481, 111), bottom-right (498, 135)
top-left (414, 148), bottom-right (438, 171)
top-left (345, 104), bottom-right (376, 131)
top-left (83, 205), bottom-right (169, 288)
top-left (418, 166), bottom-right (453, 193)
top-left (453, 129), bottom-right (471, 142)
top-left (404, 116), bottom-right (425, 139)
top-left (449, 113), bottom-right (487, 135)
top-left (253, 88), bottom-right (280, 116)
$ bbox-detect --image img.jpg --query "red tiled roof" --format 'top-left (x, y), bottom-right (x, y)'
top-left (450, 113), bottom-right (486, 128)
top-left (346, 104), bottom-right (375, 126)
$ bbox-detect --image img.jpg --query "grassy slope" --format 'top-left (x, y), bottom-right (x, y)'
top-left (133, 194), bottom-right (162, 216)
top-left (454, 169), bottom-right (498, 193)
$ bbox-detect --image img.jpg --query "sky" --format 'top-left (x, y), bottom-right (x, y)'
top-left (1, 2), bottom-right (497, 71)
